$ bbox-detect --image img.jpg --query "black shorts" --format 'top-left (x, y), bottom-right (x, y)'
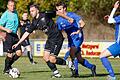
top-left (45, 36), bottom-right (64, 56)
top-left (21, 38), bottom-right (30, 47)
top-left (3, 33), bottom-right (21, 53)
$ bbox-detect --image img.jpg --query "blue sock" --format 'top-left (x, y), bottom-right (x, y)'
top-left (64, 51), bottom-right (70, 60)
top-left (101, 57), bottom-right (115, 77)
top-left (83, 59), bottom-right (94, 69)
top-left (73, 58), bottom-right (79, 75)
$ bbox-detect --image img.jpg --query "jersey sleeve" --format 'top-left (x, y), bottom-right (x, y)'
top-left (114, 15), bottom-right (120, 24)
top-left (26, 21), bottom-right (36, 33)
top-left (45, 11), bottom-right (56, 18)
top-left (71, 12), bottom-right (82, 22)
top-left (0, 12), bottom-right (7, 26)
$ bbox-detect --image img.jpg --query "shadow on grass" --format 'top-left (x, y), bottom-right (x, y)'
top-left (22, 70), bottom-right (51, 73)
top-left (96, 72), bottom-right (120, 77)
top-left (62, 73), bottom-right (120, 78)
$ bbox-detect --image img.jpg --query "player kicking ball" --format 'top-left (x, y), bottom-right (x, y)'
top-left (12, 4), bottom-right (75, 78)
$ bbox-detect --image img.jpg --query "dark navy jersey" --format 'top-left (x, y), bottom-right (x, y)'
top-left (20, 19), bottom-right (30, 37)
top-left (27, 11), bottom-right (63, 40)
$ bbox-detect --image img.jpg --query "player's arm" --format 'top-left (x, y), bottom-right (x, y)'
top-left (108, 1), bottom-right (119, 23)
top-left (12, 21), bottom-right (36, 49)
top-left (79, 19), bottom-right (85, 28)
top-left (56, 11), bottom-right (74, 24)
top-left (0, 26), bottom-right (12, 33)
top-left (12, 32), bottom-right (30, 49)
top-left (70, 18), bottom-right (85, 36)
top-left (0, 12), bottom-right (12, 33)
top-left (45, 11), bottom-right (74, 23)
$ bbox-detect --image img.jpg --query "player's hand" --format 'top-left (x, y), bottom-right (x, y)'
top-left (6, 29), bottom-right (12, 33)
top-left (70, 31), bottom-right (79, 36)
top-left (104, 15), bottom-right (109, 20)
top-left (12, 43), bottom-right (19, 49)
top-left (68, 18), bottom-right (74, 24)
top-left (114, 1), bottom-right (119, 9)
top-left (20, 21), bottom-right (24, 26)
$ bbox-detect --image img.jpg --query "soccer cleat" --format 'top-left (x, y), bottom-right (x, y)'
top-left (51, 73), bottom-right (61, 78)
top-left (91, 65), bottom-right (96, 76)
top-left (107, 75), bottom-right (116, 80)
top-left (51, 70), bottom-right (61, 78)
top-left (31, 61), bottom-right (37, 65)
top-left (66, 60), bottom-right (73, 68)
top-left (3, 69), bottom-right (10, 75)
top-left (3, 66), bottom-right (12, 75)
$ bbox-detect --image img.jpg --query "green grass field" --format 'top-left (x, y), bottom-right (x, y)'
top-left (0, 57), bottom-right (120, 80)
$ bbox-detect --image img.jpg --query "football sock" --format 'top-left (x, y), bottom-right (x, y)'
top-left (64, 51), bottom-right (70, 60)
top-left (4, 56), bottom-right (12, 72)
top-left (46, 61), bottom-right (57, 72)
top-left (82, 59), bottom-right (93, 69)
top-left (101, 57), bottom-right (115, 77)
top-left (27, 51), bottom-right (34, 63)
top-left (74, 58), bottom-right (79, 75)
top-left (10, 54), bottom-right (20, 66)
top-left (56, 57), bottom-right (66, 65)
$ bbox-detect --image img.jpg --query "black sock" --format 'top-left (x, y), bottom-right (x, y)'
top-left (46, 61), bottom-right (57, 72)
top-left (27, 51), bottom-right (33, 63)
top-left (56, 57), bottom-right (66, 65)
top-left (4, 57), bottom-right (12, 72)
top-left (9, 54), bottom-right (20, 66)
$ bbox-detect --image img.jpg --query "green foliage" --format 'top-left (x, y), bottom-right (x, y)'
top-left (0, 0), bottom-right (118, 39)
top-left (0, 0), bottom-right (8, 16)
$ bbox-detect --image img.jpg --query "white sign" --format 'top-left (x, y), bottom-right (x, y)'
top-left (0, 40), bottom-right (3, 56)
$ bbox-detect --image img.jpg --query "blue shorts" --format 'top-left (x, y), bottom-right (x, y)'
top-left (68, 34), bottom-right (83, 48)
top-left (107, 42), bottom-right (120, 57)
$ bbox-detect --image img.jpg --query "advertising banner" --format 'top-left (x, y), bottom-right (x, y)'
top-left (33, 40), bottom-right (114, 57)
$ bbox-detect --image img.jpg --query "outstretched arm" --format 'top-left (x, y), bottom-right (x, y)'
top-left (108, 1), bottom-right (119, 23)
top-left (12, 32), bottom-right (30, 49)
top-left (56, 11), bottom-right (74, 24)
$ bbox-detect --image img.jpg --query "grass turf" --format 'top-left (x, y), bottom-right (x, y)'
top-left (0, 57), bottom-right (120, 80)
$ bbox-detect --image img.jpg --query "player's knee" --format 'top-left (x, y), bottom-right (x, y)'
top-left (43, 51), bottom-right (50, 62)
top-left (49, 56), bottom-right (56, 63)
top-left (16, 50), bottom-right (22, 56)
top-left (7, 53), bottom-right (13, 58)
top-left (99, 50), bottom-right (106, 58)
top-left (43, 55), bottom-right (49, 62)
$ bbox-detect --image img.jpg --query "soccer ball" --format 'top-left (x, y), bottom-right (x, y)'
top-left (9, 68), bottom-right (20, 78)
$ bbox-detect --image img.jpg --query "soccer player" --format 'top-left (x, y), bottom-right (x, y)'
top-left (100, 1), bottom-right (120, 80)
top-left (12, 4), bottom-right (74, 78)
top-left (56, 2), bottom-right (96, 77)
top-left (0, 0), bottom-right (22, 74)
top-left (20, 12), bottom-right (37, 64)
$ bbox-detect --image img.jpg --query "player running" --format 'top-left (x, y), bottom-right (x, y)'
top-left (100, 1), bottom-right (120, 80)
top-left (56, 2), bottom-right (96, 77)
top-left (12, 4), bottom-right (75, 78)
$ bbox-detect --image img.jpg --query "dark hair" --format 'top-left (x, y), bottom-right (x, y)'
top-left (8, 0), bottom-right (15, 4)
top-left (56, 2), bottom-right (67, 9)
top-left (29, 4), bottom-right (39, 10)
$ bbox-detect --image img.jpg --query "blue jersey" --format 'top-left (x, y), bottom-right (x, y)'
top-left (114, 15), bottom-right (120, 44)
top-left (57, 12), bottom-right (83, 47)
top-left (0, 10), bottom-right (19, 34)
